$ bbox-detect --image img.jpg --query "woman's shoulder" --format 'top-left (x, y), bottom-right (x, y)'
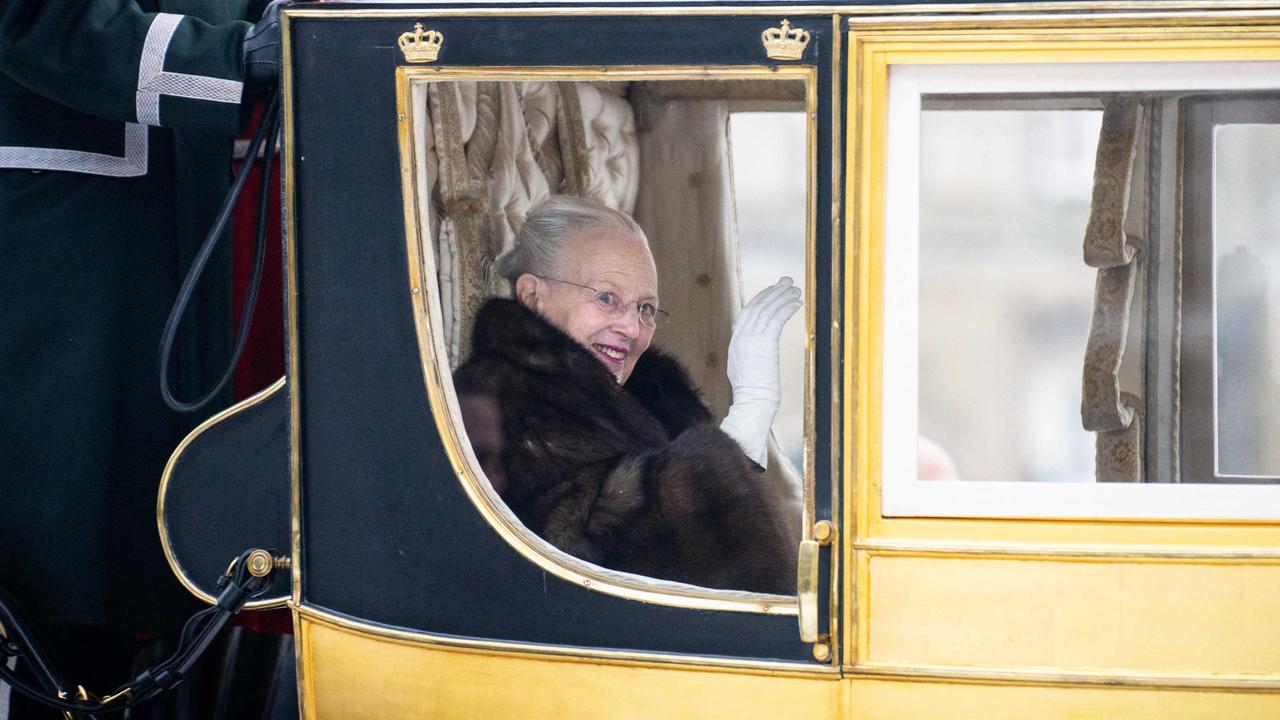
top-left (470, 297), bottom-right (575, 359)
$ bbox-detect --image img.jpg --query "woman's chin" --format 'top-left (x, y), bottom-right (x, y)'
top-left (605, 363), bottom-right (624, 383)
top-left (607, 364), bottom-right (626, 383)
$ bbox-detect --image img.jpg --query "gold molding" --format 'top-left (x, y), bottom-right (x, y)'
top-left (844, 1), bottom-right (1280, 11)
top-left (281, 8), bottom-right (304, 610)
top-left (397, 64), bottom-right (819, 616)
top-left (802, 69), bottom-right (820, 542)
top-left (844, 16), bottom-right (1280, 678)
top-left (850, 12), bottom-right (1280, 29)
top-left (281, 13), bottom-right (310, 718)
top-left (285, 6), bottom-right (861, 19)
top-left (395, 65), bottom-right (814, 81)
top-left (291, 604), bottom-right (311, 720)
top-left (293, 602), bottom-right (840, 678)
top-left (857, 539), bottom-right (1280, 562)
top-left (156, 376), bottom-right (289, 610)
top-left (852, 30), bottom-right (1280, 534)
top-left (846, 661), bottom-right (1280, 693)
top-left (282, 3), bottom-right (1280, 20)
top-left (843, 23), bottom-right (879, 670)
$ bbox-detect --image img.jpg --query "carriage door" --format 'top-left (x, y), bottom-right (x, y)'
top-left (282, 8), bottom-right (846, 716)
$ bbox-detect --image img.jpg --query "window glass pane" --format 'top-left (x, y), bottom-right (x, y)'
top-left (918, 109), bottom-right (1100, 482)
top-left (1213, 123), bottom-right (1280, 476)
top-left (730, 112), bottom-right (807, 472)
top-left (883, 61), bottom-right (1280, 517)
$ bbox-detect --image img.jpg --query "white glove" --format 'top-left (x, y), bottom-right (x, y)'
top-left (719, 277), bottom-right (803, 468)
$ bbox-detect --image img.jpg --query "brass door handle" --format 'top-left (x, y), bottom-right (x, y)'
top-left (797, 520), bottom-right (834, 644)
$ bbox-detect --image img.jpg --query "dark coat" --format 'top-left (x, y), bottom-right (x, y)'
top-left (0, 0), bottom-right (268, 638)
top-left (455, 298), bottom-right (797, 595)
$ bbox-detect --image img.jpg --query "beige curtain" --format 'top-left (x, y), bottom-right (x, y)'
top-left (632, 94), bottom-right (738, 417)
top-left (632, 90), bottom-right (802, 540)
top-left (412, 80), bottom-right (639, 367)
top-left (1081, 99), bottom-right (1153, 482)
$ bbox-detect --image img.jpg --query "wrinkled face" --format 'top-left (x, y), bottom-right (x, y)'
top-left (518, 224), bottom-right (658, 383)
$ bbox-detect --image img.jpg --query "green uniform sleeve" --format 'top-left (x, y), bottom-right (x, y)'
top-left (0, 2), bottom-right (251, 135)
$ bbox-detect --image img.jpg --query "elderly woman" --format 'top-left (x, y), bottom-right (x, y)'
top-left (455, 195), bottom-right (801, 594)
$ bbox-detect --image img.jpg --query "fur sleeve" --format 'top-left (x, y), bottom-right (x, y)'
top-left (625, 426), bottom-right (798, 595)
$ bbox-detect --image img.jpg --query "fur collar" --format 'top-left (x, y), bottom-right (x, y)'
top-left (468, 298), bottom-right (713, 436)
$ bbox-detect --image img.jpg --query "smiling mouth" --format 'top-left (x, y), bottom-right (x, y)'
top-left (591, 343), bottom-right (627, 366)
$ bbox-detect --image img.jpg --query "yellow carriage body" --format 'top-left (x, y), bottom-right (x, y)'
top-left (159, 3), bottom-right (1280, 717)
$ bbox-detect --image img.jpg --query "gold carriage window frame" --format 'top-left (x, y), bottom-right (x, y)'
top-left (848, 19), bottom-right (1280, 525)
top-left (395, 65), bottom-right (820, 615)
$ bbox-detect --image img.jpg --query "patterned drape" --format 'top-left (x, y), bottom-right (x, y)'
top-left (1081, 99), bottom-right (1153, 482)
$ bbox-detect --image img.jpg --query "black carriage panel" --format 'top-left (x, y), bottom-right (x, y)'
top-left (287, 6), bottom-right (839, 663)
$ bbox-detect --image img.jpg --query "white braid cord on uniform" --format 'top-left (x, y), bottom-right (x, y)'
top-left (136, 13), bottom-right (242, 127)
top-left (0, 122), bottom-right (147, 176)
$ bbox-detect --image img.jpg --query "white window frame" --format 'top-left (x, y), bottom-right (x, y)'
top-left (882, 60), bottom-right (1280, 520)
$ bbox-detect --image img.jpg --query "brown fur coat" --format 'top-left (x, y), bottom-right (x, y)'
top-left (454, 298), bottom-right (797, 594)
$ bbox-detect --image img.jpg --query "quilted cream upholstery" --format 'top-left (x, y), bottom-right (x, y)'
top-left (411, 80), bottom-right (640, 364)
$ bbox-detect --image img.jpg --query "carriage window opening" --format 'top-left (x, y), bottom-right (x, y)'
top-left (913, 88), bottom-right (1280, 489)
top-left (411, 75), bottom-right (811, 598)
top-left (875, 57), bottom-right (1280, 519)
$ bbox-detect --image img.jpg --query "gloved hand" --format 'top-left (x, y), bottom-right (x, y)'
top-left (243, 1), bottom-right (281, 96)
top-left (719, 277), bottom-right (803, 468)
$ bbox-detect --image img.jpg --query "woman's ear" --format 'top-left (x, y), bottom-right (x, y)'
top-left (515, 273), bottom-right (540, 310)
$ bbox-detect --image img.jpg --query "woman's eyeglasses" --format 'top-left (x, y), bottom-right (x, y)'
top-left (541, 277), bottom-right (670, 329)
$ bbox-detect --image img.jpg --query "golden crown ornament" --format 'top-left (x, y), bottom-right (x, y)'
top-left (761, 20), bottom-right (810, 61)
top-left (399, 23), bottom-right (444, 63)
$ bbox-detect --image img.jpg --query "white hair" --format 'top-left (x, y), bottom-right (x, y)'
top-left (494, 195), bottom-right (648, 291)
